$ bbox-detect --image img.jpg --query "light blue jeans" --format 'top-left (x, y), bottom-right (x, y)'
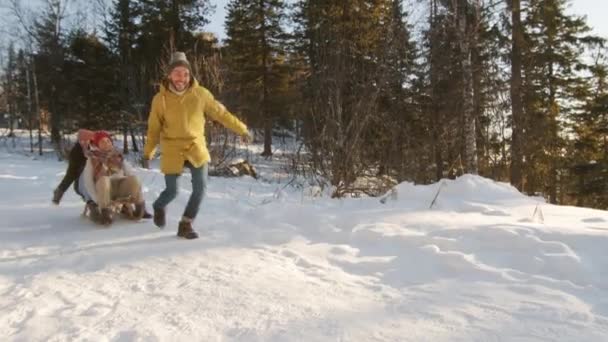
top-left (153, 161), bottom-right (208, 220)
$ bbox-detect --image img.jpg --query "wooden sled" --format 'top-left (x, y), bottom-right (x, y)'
top-left (81, 196), bottom-right (138, 220)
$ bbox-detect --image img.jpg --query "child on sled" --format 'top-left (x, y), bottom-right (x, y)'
top-left (53, 129), bottom-right (151, 224)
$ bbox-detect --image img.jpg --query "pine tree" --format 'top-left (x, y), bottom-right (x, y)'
top-left (65, 30), bottom-right (120, 131)
top-left (568, 47), bottom-right (608, 207)
top-left (521, 0), bottom-right (602, 203)
top-left (138, 0), bottom-right (212, 73)
top-left (294, 0), bottom-right (405, 196)
top-left (418, 0), bottom-right (506, 182)
top-left (3, 42), bottom-right (18, 137)
top-left (14, 49), bottom-right (37, 152)
top-left (510, 0), bottom-right (525, 190)
top-left (32, 0), bottom-right (68, 150)
top-left (471, 2), bottom-right (511, 180)
top-left (423, 0), bottom-right (464, 180)
top-left (224, 0), bottom-right (290, 156)
top-left (370, 0), bottom-right (420, 181)
top-left (105, 0), bottom-right (143, 153)
top-left (455, 0), bottom-right (480, 175)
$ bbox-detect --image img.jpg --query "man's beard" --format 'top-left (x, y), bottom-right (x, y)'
top-left (171, 80), bottom-right (188, 91)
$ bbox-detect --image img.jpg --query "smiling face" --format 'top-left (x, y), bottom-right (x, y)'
top-left (97, 137), bottom-right (113, 152)
top-left (169, 66), bottom-right (191, 92)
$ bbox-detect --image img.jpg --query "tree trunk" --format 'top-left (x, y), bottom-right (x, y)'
top-left (548, 60), bottom-right (558, 204)
top-left (430, 0), bottom-right (443, 181)
top-left (263, 119), bottom-right (272, 156)
top-left (7, 81), bottom-right (14, 138)
top-left (50, 85), bottom-right (62, 159)
top-left (510, 0), bottom-right (524, 190)
top-left (457, 0), bottom-right (477, 174)
top-left (171, 0), bottom-right (181, 49)
top-left (462, 52), bottom-right (477, 174)
top-left (472, 34), bottom-right (484, 173)
top-left (26, 66), bottom-right (34, 153)
top-left (123, 124), bottom-right (129, 154)
top-left (549, 162), bottom-right (558, 204)
top-left (33, 59), bottom-right (42, 156)
top-left (260, 0), bottom-right (273, 157)
top-left (130, 127), bottom-right (139, 152)
top-left (5, 57), bottom-right (15, 138)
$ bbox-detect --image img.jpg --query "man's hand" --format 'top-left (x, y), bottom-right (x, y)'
top-left (240, 131), bottom-right (254, 144)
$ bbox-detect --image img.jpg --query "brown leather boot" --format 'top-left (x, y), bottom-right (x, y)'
top-left (177, 220), bottom-right (198, 239)
top-left (133, 202), bottom-right (146, 220)
top-left (100, 208), bottom-right (113, 226)
top-left (87, 201), bottom-right (103, 224)
top-left (120, 204), bottom-right (134, 219)
top-left (142, 209), bottom-right (152, 219)
top-left (153, 207), bottom-right (166, 228)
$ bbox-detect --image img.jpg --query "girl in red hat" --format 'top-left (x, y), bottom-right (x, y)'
top-left (77, 131), bottom-right (147, 225)
top-left (53, 129), bottom-right (151, 224)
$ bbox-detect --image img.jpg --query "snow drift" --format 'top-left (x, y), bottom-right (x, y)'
top-left (1, 151), bottom-right (608, 341)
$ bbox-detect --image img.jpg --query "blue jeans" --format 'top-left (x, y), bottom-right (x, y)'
top-left (153, 161), bottom-right (208, 220)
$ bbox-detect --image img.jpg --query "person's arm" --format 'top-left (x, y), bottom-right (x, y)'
top-left (83, 159), bottom-right (98, 203)
top-left (202, 88), bottom-right (248, 136)
top-left (77, 129), bottom-right (95, 151)
top-left (143, 95), bottom-right (163, 161)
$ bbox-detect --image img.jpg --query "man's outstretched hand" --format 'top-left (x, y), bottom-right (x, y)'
top-left (241, 131), bottom-right (254, 144)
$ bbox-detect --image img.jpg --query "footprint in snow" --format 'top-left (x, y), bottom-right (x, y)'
top-left (582, 217), bottom-right (606, 223)
top-left (482, 209), bottom-right (511, 217)
top-left (329, 246), bottom-right (349, 255)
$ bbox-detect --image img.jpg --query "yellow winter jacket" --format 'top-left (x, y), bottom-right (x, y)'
top-left (143, 79), bottom-right (248, 174)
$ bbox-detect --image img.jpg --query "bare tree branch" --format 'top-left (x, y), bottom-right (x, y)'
top-left (7, 0), bottom-right (41, 46)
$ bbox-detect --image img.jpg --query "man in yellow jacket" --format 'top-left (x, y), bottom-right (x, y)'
top-left (143, 51), bottom-right (250, 239)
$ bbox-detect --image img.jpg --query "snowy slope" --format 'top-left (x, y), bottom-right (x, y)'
top-left (1, 150), bottom-right (608, 341)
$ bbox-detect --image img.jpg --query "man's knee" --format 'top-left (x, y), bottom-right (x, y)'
top-left (166, 186), bottom-right (178, 199)
top-left (191, 168), bottom-right (207, 195)
top-left (165, 182), bottom-right (179, 199)
top-left (192, 181), bottom-right (206, 197)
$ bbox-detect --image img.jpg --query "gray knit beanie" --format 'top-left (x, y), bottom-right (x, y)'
top-left (167, 51), bottom-right (192, 74)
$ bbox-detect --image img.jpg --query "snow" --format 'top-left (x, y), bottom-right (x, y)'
top-left (1, 147), bottom-right (608, 341)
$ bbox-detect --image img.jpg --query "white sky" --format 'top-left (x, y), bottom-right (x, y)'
top-left (0, 0), bottom-right (606, 54)
top-left (205, 0), bottom-right (608, 42)
top-left (567, 0), bottom-right (608, 37)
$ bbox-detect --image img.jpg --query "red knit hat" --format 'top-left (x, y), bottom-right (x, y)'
top-left (91, 131), bottom-right (112, 147)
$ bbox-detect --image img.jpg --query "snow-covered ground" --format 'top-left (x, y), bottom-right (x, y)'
top-left (2, 144), bottom-right (608, 341)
